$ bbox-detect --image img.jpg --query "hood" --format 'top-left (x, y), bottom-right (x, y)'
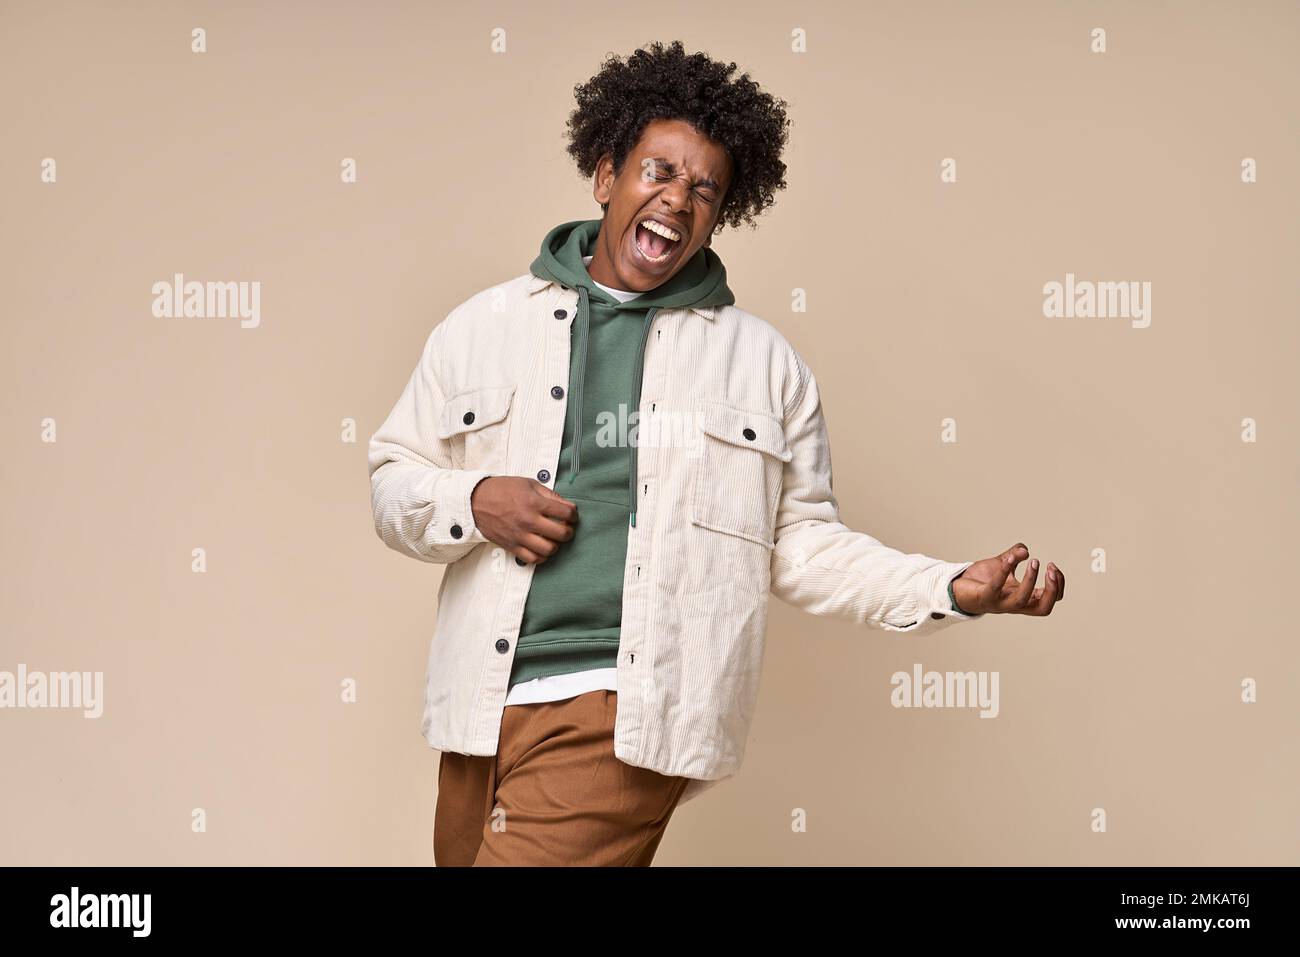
top-left (529, 218), bottom-right (735, 311)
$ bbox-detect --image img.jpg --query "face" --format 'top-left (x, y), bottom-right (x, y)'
top-left (586, 117), bottom-right (733, 292)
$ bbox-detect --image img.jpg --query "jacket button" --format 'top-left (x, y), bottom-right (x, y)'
top-left (742, 427), bottom-right (756, 441)
top-left (515, 556), bottom-right (526, 566)
top-left (450, 524), bottom-right (463, 539)
top-left (463, 411), bottom-right (475, 425)
top-left (554, 309), bottom-right (567, 320)
top-left (537, 468), bottom-right (551, 483)
top-left (551, 385), bottom-right (564, 399)
top-left (495, 638), bottom-right (510, 653)
top-left (930, 612), bottom-right (945, 620)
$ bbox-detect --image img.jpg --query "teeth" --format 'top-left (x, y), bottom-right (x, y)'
top-left (639, 219), bottom-right (681, 243)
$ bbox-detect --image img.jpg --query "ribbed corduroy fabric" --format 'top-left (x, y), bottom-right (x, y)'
top-left (368, 271), bottom-right (981, 806)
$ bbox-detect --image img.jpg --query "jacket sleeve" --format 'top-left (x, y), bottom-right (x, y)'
top-left (769, 352), bottom-right (983, 634)
top-left (368, 321), bottom-right (496, 564)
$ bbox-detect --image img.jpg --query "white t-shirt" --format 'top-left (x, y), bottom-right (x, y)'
top-left (503, 258), bottom-right (639, 707)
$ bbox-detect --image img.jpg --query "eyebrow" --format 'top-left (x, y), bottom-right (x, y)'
top-left (649, 158), bottom-right (722, 192)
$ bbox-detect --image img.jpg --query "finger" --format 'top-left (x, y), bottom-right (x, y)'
top-left (985, 546), bottom-right (1023, 603)
top-left (528, 512), bottom-right (577, 543)
top-left (513, 545), bottom-right (543, 565)
top-left (1040, 567), bottom-right (1062, 614)
top-left (1035, 564), bottom-right (1059, 606)
top-left (518, 531), bottom-right (561, 562)
top-left (997, 543), bottom-right (1028, 582)
top-left (998, 544), bottom-right (1029, 587)
top-left (1029, 566), bottom-right (1062, 616)
top-left (535, 485), bottom-right (579, 524)
top-left (1005, 556), bottom-right (1039, 611)
top-left (535, 482), bottom-right (574, 505)
top-left (1051, 563), bottom-right (1064, 601)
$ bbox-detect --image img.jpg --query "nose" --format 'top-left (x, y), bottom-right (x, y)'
top-left (658, 176), bottom-right (692, 213)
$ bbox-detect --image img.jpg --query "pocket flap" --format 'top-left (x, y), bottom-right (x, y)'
top-left (696, 399), bottom-right (792, 462)
top-left (436, 385), bottom-right (516, 439)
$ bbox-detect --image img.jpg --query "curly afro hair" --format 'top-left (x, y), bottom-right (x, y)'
top-left (565, 40), bottom-right (791, 233)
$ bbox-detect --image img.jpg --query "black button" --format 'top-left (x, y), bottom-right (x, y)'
top-left (537, 469), bottom-right (551, 483)
top-left (450, 524), bottom-right (463, 539)
top-left (930, 612), bottom-right (945, 620)
top-left (742, 427), bottom-right (756, 441)
top-left (515, 556), bottom-right (526, 566)
top-left (495, 639), bottom-right (510, 653)
top-left (551, 385), bottom-right (564, 399)
top-left (554, 309), bottom-right (568, 320)
top-left (462, 411), bottom-right (475, 425)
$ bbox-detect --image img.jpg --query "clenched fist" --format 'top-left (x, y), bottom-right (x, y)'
top-left (470, 476), bottom-right (578, 564)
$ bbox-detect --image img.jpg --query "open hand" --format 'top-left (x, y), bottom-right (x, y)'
top-left (951, 543), bottom-right (1063, 617)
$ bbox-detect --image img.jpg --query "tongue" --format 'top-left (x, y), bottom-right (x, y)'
top-left (638, 223), bottom-right (673, 258)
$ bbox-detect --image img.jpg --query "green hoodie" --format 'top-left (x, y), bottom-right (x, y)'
top-left (509, 218), bottom-right (735, 688)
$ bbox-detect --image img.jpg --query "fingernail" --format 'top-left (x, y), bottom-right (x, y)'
top-left (1031, 559), bottom-right (1038, 569)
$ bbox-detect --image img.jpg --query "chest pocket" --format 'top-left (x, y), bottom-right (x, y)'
top-left (436, 384), bottom-right (516, 472)
top-left (689, 399), bottom-right (792, 548)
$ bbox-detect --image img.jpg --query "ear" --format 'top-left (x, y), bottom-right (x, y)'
top-left (592, 154), bottom-right (615, 207)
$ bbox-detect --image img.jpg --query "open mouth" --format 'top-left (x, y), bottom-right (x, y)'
top-left (633, 219), bottom-right (683, 266)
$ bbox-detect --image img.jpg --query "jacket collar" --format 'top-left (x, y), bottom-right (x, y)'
top-left (525, 273), bottom-right (718, 321)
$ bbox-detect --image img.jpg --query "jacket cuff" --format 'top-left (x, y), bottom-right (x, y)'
top-left (925, 561), bottom-right (983, 621)
top-left (419, 469), bottom-right (495, 550)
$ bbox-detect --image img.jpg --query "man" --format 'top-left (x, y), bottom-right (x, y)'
top-left (368, 40), bottom-right (1064, 866)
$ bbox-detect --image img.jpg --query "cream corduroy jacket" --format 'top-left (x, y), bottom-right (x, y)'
top-left (368, 272), bottom-right (980, 806)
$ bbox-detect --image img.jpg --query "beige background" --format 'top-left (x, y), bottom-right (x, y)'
top-left (2, 0), bottom-right (1297, 865)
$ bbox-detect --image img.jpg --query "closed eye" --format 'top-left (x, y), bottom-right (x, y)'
top-left (653, 164), bottom-right (719, 203)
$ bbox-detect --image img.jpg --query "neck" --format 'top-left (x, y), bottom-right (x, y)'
top-left (586, 243), bottom-right (631, 291)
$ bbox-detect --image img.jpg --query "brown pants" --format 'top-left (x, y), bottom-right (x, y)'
top-left (433, 689), bottom-right (689, 866)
